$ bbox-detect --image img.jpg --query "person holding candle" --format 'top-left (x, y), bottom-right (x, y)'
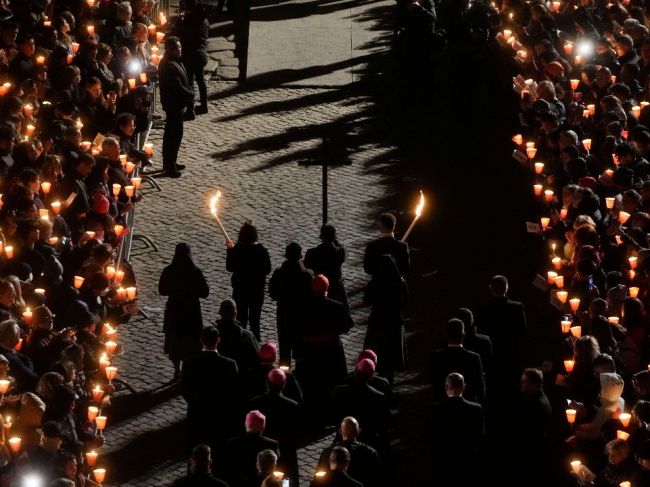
top-left (172, 444), bottom-right (229, 487)
top-left (593, 438), bottom-right (638, 487)
top-left (78, 77), bottom-right (117, 140)
top-left (52, 449), bottom-right (103, 487)
top-left (8, 33), bottom-right (36, 84)
top-left (363, 213), bottom-right (409, 278)
top-left (109, 113), bottom-right (150, 168)
top-left (159, 36), bottom-right (195, 178)
top-left (159, 243), bottom-right (209, 381)
top-left (0, 320), bottom-right (38, 392)
top-left (60, 153), bottom-right (94, 240)
top-left (226, 222), bottom-right (272, 342)
top-left (575, 372), bottom-right (625, 442)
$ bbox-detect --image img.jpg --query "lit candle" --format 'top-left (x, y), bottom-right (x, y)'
top-left (560, 208), bottom-right (568, 219)
top-left (606, 197), bottom-right (615, 209)
top-left (619, 211), bottom-right (631, 224)
top-left (87, 406), bottom-right (99, 422)
top-left (106, 266), bottom-right (116, 279)
top-left (81, 141), bottom-right (91, 152)
top-left (22, 308), bottom-right (32, 325)
top-left (4, 416), bottom-right (11, 436)
top-left (633, 106), bottom-right (641, 119)
top-left (126, 287), bottom-right (136, 300)
top-left (156, 32), bottom-right (165, 44)
top-left (609, 316), bottom-right (620, 325)
top-left (630, 287), bottom-right (640, 298)
top-left (557, 290), bottom-right (568, 303)
top-left (114, 225), bottom-right (124, 237)
top-left (617, 430), bottom-right (630, 441)
top-left (544, 189), bottom-right (554, 202)
top-left (99, 354), bottom-right (109, 371)
top-left (569, 298), bottom-right (580, 312)
top-left (533, 184), bottom-right (543, 196)
top-left (630, 269), bottom-right (636, 280)
top-left (552, 1), bottom-right (560, 11)
top-left (34, 288), bottom-right (45, 296)
top-left (128, 78), bottom-right (137, 90)
top-left (503, 29), bottom-right (512, 40)
top-left (564, 359), bottom-right (575, 373)
top-left (43, 20), bottom-right (51, 27)
top-left (124, 185), bottom-right (134, 197)
top-left (526, 142), bottom-right (535, 149)
top-left (582, 138), bottom-right (592, 152)
top-left (117, 287), bottom-right (127, 301)
top-left (125, 161), bottom-right (136, 174)
top-left (51, 201), bottom-right (61, 214)
top-left (587, 104), bottom-right (595, 116)
top-left (71, 42), bottom-right (79, 54)
top-left (48, 237), bottom-right (58, 245)
top-left (112, 184), bottom-right (121, 197)
top-left (273, 471), bottom-right (284, 480)
top-left (561, 319), bottom-right (572, 333)
top-left (25, 125), bottom-right (35, 137)
top-left (512, 134), bottom-right (523, 145)
top-left (527, 147), bottom-right (537, 159)
top-left (570, 460), bottom-right (581, 474)
top-left (574, 55), bottom-right (582, 65)
top-left (629, 256), bottom-right (638, 269)
top-left (621, 482), bottom-right (631, 487)
top-left (74, 276), bottom-right (84, 289)
top-left (0, 83), bottom-right (11, 96)
top-left (534, 162), bottom-right (544, 174)
top-left (5, 246), bottom-right (13, 259)
top-left (119, 154), bottom-right (127, 165)
top-left (86, 231), bottom-right (96, 239)
top-left (131, 177), bottom-right (142, 189)
top-left (151, 53), bottom-right (160, 65)
top-left (566, 409), bottom-right (577, 423)
top-left (95, 415), bottom-right (107, 431)
top-left (23, 104), bottom-right (33, 117)
top-left (86, 450), bottom-right (98, 467)
top-left (0, 380), bottom-right (9, 395)
top-left (143, 143), bottom-right (154, 156)
top-left (554, 275), bottom-right (565, 288)
top-left (39, 209), bottom-right (49, 220)
top-left (93, 468), bottom-right (106, 484)
top-left (541, 217), bottom-right (550, 229)
top-left (547, 271), bottom-right (558, 285)
top-left (115, 270), bottom-right (125, 283)
top-left (105, 341), bottom-right (117, 356)
top-left (8, 437), bottom-right (20, 453)
top-left (91, 386), bottom-right (104, 404)
top-left (619, 412), bottom-right (631, 427)
top-left (41, 181), bottom-right (51, 194)
top-left (87, 0), bottom-right (95, 6)
top-left (66, 54), bottom-right (73, 64)
top-left (570, 325), bottom-right (582, 338)
top-left (105, 366), bottom-right (117, 382)
top-left (36, 55), bottom-right (45, 64)
top-left (315, 471), bottom-right (327, 479)
top-left (148, 24), bottom-right (157, 36)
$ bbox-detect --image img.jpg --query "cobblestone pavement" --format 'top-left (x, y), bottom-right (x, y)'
top-left (101, 79), bottom-right (406, 486)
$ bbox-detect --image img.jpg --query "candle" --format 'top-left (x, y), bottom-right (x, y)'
top-left (544, 189), bottom-right (554, 202)
top-left (128, 78), bottom-right (137, 90)
top-left (8, 437), bottom-right (20, 453)
top-left (117, 287), bottom-right (127, 301)
top-left (126, 287), bottom-right (136, 300)
top-left (151, 53), bottom-right (160, 65)
top-left (71, 42), bottom-right (79, 54)
top-left (554, 275), bottom-right (565, 288)
top-left (315, 472), bottom-right (327, 478)
top-left (48, 237), bottom-right (58, 245)
top-left (34, 288), bottom-right (45, 296)
top-left (43, 20), bottom-right (51, 27)
top-left (86, 231), bottom-right (96, 239)
top-left (0, 83), bottom-right (10, 97)
top-left (566, 409), bottom-right (577, 424)
top-left (99, 354), bottom-right (110, 370)
top-left (23, 104), bottom-right (33, 117)
top-left (22, 308), bottom-right (32, 325)
top-left (570, 460), bottom-right (582, 474)
top-left (630, 286), bottom-right (640, 298)
top-left (92, 386), bottom-right (104, 404)
top-left (633, 106), bottom-right (641, 119)
top-left (39, 209), bottom-right (49, 220)
top-left (273, 471), bottom-right (284, 480)
top-left (148, 24), bottom-right (156, 36)
top-left (569, 298), bottom-right (580, 312)
top-left (25, 125), bottom-right (35, 137)
top-left (574, 55), bottom-right (582, 65)
top-left (609, 316), bottom-right (620, 325)
top-left (140, 73), bottom-right (148, 84)
top-left (561, 319), bottom-right (572, 333)
top-left (534, 162), bottom-right (544, 174)
top-left (605, 169), bottom-right (614, 178)
top-left (541, 217), bottom-right (550, 229)
top-left (4, 416), bottom-right (11, 436)
top-left (74, 275), bottom-right (84, 289)
top-left (159, 12), bottom-right (167, 25)
top-left (5, 246), bottom-right (13, 259)
top-left (587, 104), bottom-right (595, 116)
top-left (115, 270), bottom-right (125, 283)
top-left (564, 359), bottom-right (575, 373)
top-left (106, 266), bottom-right (116, 279)
top-left (629, 256), bottom-right (638, 269)
top-left (144, 143), bottom-right (154, 156)
top-left (124, 185), bottom-right (135, 197)
top-left (87, 0), bottom-right (95, 6)
top-left (503, 29), bottom-right (512, 40)
top-left (87, 25), bottom-right (95, 36)
top-left (552, 257), bottom-right (562, 270)
top-left (619, 211), bottom-right (631, 224)
top-left (617, 430), bottom-right (630, 441)
top-left (14, 338), bottom-right (22, 351)
top-left (66, 54), bottom-right (73, 64)
top-left (526, 142), bottom-right (535, 149)
top-left (93, 468), bottom-right (106, 484)
top-left (527, 147), bottom-right (537, 159)
top-left (86, 450), bottom-right (98, 467)
top-left (557, 290), bottom-right (568, 303)
top-left (131, 177), bottom-right (142, 189)
top-left (512, 134), bottom-right (523, 145)
top-left (552, 1), bottom-right (560, 11)
top-left (533, 184), bottom-right (543, 196)
top-left (105, 341), bottom-right (117, 355)
top-left (119, 154), bottom-right (127, 165)
top-left (630, 269), bottom-right (636, 280)
top-left (95, 416), bottom-right (107, 431)
top-left (87, 406), bottom-right (99, 422)
top-left (621, 482), bottom-right (631, 487)
top-left (114, 225), bottom-right (124, 237)
top-left (125, 161), bottom-right (136, 174)
top-left (570, 325), bottom-right (582, 338)
top-left (156, 32), bottom-right (165, 44)
top-left (547, 271), bottom-right (558, 285)
top-left (105, 366), bottom-right (117, 382)
top-left (41, 181), bottom-right (51, 194)
top-left (51, 201), bottom-right (61, 214)
top-left (112, 184), bottom-right (121, 197)
top-left (606, 197), bottom-right (615, 209)
top-left (582, 139), bottom-right (592, 152)
top-left (81, 141), bottom-right (91, 152)
top-left (0, 380), bottom-right (10, 394)
top-left (36, 55), bottom-right (44, 64)
top-left (619, 412), bottom-right (631, 427)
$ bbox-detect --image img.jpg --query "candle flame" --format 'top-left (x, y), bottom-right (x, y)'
top-left (209, 191), bottom-right (222, 217)
top-left (415, 190), bottom-right (425, 218)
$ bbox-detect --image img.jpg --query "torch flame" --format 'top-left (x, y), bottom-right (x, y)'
top-left (210, 191), bottom-right (222, 217)
top-left (415, 190), bottom-right (425, 218)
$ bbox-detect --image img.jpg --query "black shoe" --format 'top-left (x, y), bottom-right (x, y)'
top-left (196, 106), bottom-right (208, 115)
top-left (176, 163), bottom-right (186, 170)
top-left (163, 170), bottom-right (182, 178)
top-left (183, 110), bottom-right (196, 122)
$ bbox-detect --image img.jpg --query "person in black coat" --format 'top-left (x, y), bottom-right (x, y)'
top-left (363, 213), bottom-right (409, 277)
top-left (159, 243), bottom-right (210, 380)
top-left (216, 299), bottom-right (260, 377)
top-left (269, 242), bottom-right (313, 366)
top-left (181, 327), bottom-right (240, 452)
top-left (428, 318), bottom-right (485, 405)
top-left (295, 275), bottom-right (353, 421)
top-left (317, 417), bottom-right (382, 487)
top-left (177, 0), bottom-right (210, 114)
top-left (158, 36), bottom-right (194, 177)
top-left (426, 373), bottom-right (484, 487)
top-left (223, 411), bottom-right (279, 487)
top-left (0, 320), bottom-right (38, 392)
top-left (247, 368), bottom-right (301, 487)
top-left (475, 275), bottom-right (527, 398)
top-left (304, 224), bottom-right (348, 309)
top-left (343, 349), bottom-right (394, 406)
top-left (226, 222), bottom-right (272, 342)
top-left (310, 447), bottom-right (364, 487)
top-left (246, 342), bottom-right (304, 405)
top-left (172, 444), bottom-right (229, 487)
top-left (331, 359), bottom-right (391, 460)
top-left (60, 154), bottom-right (94, 240)
top-left (456, 307), bottom-right (492, 377)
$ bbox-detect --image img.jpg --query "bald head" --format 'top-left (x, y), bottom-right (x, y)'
top-left (340, 417), bottom-right (360, 441)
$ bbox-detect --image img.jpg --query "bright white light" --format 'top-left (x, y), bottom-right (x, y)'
top-left (23, 474), bottom-right (43, 487)
top-left (576, 40), bottom-right (594, 58)
top-left (128, 60), bottom-right (142, 74)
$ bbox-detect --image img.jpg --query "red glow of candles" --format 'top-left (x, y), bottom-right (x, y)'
top-left (124, 185), bottom-right (135, 197)
top-left (0, 380), bottom-right (10, 394)
top-left (128, 78), bottom-right (136, 90)
top-left (5, 246), bottom-right (13, 259)
top-left (140, 73), bottom-right (148, 84)
top-left (569, 298), bottom-right (580, 312)
top-left (630, 287), bottom-right (640, 298)
top-left (91, 386), bottom-right (104, 404)
top-left (554, 275), bottom-right (565, 288)
top-left (87, 406), bottom-right (99, 422)
top-left (560, 208), bottom-right (568, 219)
top-left (112, 184), bottom-right (121, 197)
top-left (114, 225), bottom-right (124, 237)
top-left (125, 161), bottom-right (136, 174)
top-left (51, 201), bottom-right (61, 214)
top-left (93, 468), bottom-right (106, 484)
top-left (552, 257), bottom-right (562, 270)
top-left (534, 162), bottom-right (544, 174)
top-left (544, 189), bottom-right (554, 202)
top-left (115, 270), bottom-right (125, 283)
top-left (105, 341), bottom-right (117, 355)
top-left (566, 409), bottom-right (577, 424)
top-left (564, 359), bottom-right (575, 373)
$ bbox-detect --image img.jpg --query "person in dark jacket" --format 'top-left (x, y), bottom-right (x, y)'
top-left (226, 222), bottom-right (272, 341)
top-left (310, 447), bottom-right (363, 487)
top-left (223, 410), bottom-right (279, 487)
top-left (177, 0), bottom-right (209, 114)
top-left (216, 299), bottom-right (260, 376)
top-left (246, 341), bottom-right (304, 405)
top-left (172, 444), bottom-right (229, 487)
top-left (426, 373), bottom-right (484, 487)
top-left (269, 242), bottom-right (313, 366)
top-left (0, 320), bottom-right (38, 392)
top-left (455, 307), bottom-right (492, 377)
top-left (158, 36), bottom-right (194, 177)
top-left (247, 368), bottom-right (301, 487)
top-left (305, 224), bottom-right (348, 309)
top-left (159, 243), bottom-right (209, 381)
top-left (363, 213), bottom-right (409, 277)
top-left (342, 349), bottom-right (394, 406)
top-left (296, 275), bottom-right (353, 421)
top-left (428, 318), bottom-right (485, 405)
top-left (60, 154), bottom-right (94, 240)
top-left (181, 326), bottom-right (240, 451)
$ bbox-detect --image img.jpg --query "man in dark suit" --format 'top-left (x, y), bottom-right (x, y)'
top-left (172, 444), bottom-right (228, 487)
top-left (305, 224), bottom-right (349, 309)
top-left (223, 410), bottom-right (279, 487)
top-left (363, 213), bottom-right (410, 277)
top-left (181, 326), bottom-right (240, 452)
top-left (310, 447), bottom-right (364, 487)
top-left (456, 307), bottom-right (492, 377)
top-left (247, 368), bottom-right (301, 486)
top-left (216, 299), bottom-right (259, 377)
top-left (158, 36), bottom-right (194, 177)
top-left (475, 275), bottom-right (527, 397)
top-left (426, 373), bottom-right (484, 486)
top-left (428, 318), bottom-right (485, 404)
